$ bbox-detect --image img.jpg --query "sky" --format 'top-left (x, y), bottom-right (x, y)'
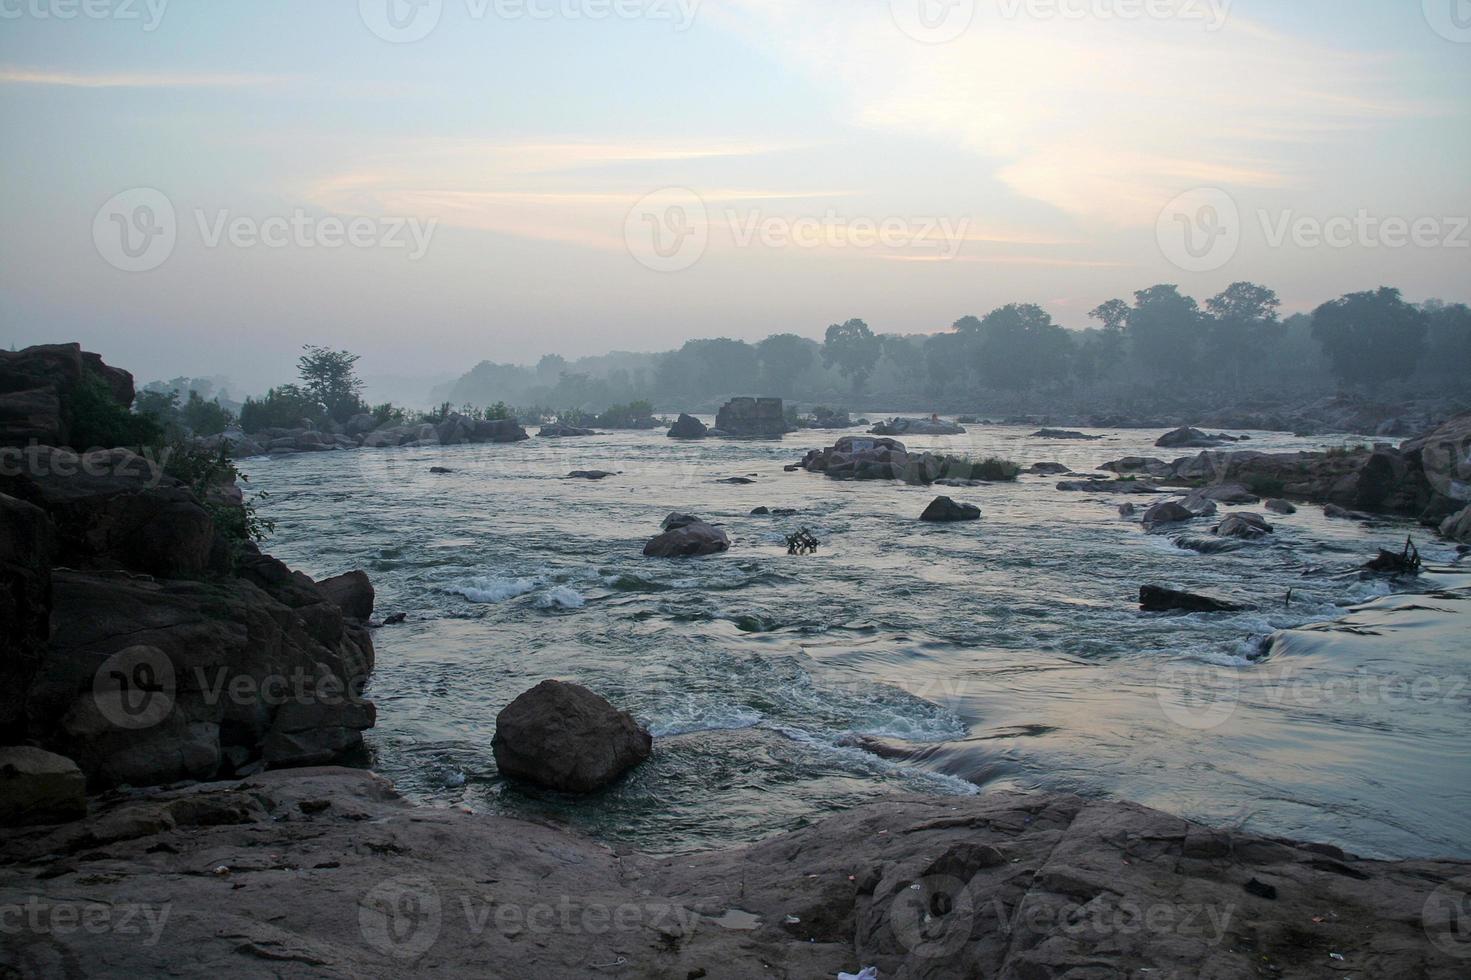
top-left (1, 0), bottom-right (1468, 400)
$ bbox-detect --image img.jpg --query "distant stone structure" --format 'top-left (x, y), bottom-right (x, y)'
top-left (713, 397), bottom-right (793, 438)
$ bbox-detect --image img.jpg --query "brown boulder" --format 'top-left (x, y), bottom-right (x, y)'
top-left (643, 521), bottom-right (730, 557)
top-left (492, 680), bottom-right (652, 792)
top-left (318, 570), bottom-right (375, 621)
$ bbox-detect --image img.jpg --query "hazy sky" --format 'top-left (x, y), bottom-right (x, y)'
top-left (2, 0), bottom-right (1468, 398)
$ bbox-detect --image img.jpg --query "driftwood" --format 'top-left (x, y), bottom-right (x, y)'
top-left (786, 527), bottom-right (820, 555)
top-left (1363, 536), bottom-right (1422, 575)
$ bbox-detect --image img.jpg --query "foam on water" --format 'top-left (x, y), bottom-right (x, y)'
top-left (447, 575), bottom-right (544, 603)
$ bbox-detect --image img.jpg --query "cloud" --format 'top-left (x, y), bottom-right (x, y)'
top-left (0, 67), bottom-right (292, 88)
top-left (706, 0), bottom-right (1429, 225)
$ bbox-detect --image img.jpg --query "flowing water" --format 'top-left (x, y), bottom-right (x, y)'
top-left (247, 422), bottom-right (1471, 859)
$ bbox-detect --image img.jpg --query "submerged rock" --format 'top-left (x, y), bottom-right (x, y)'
top-left (1031, 428), bottom-right (1101, 440)
top-left (1028, 461), bottom-right (1071, 475)
top-left (870, 416), bottom-right (965, 436)
top-left (491, 680), bottom-right (652, 793)
top-left (1140, 585), bottom-right (1250, 612)
top-left (566, 470), bottom-right (616, 480)
top-left (1057, 479), bottom-right (1163, 494)
top-left (1264, 498), bottom-right (1298, 515)
top-left (1156, 426), bottom-right (1240, 449)
top-left (538, 423), bottom-right (597, 438)
top-left (1142, 500), bottom-right (1194, 528)
top-left (919, 496), bottom-right (980, 522)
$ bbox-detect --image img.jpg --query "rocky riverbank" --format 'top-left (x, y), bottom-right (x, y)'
top-left (2, 767), bottom-right (1468, 978)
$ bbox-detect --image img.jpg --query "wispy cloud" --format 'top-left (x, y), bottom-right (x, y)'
top-left (0, 67), bottom-right (292, 88)
top-left (708, 1), bottom-right (1430, 225)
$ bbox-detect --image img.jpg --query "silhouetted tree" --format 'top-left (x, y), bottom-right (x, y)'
top-left (1421, 300), bottom-right (1471, 390)
top-left (1310, 287), bottom-right (1429, 388)
top-left (1204, 281), bottom-right (1282, 389)
top-left (756, 333), bottom-right (815, 395)
top-left (297, 345), bottom-right (365, 422)
top-left (822, 319), bottom-right (882, 392)
top-left (1127, 285), bottom-right (1201, 379)
top-left (973, 304), bottom-right (1072, 390)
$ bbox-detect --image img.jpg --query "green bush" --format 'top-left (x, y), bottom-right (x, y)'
top-left (164, 443), bottom-right (274, 565)
top-left (66, 373), bottom-right (162, 450)
top-left (933, 455), bottom-right (1020, 482)
top-left (239, 385), bottom-right (322, 433)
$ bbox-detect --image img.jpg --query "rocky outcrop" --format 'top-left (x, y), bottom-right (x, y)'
top-left (919, 496), bottom-right (980, 522)
top-left (1100, 456), bottom-right (1174, 478)
top-left (0, 448), bottom-right (223, 579)
top-left (643, 520), bottom-right (730, 557)
top-left (29, 562), bottom-right (376, 788)
top-left (317, 570), bottom-right (374, 622)
top-left (1140, 585), bottom-right (1250, 612)
top-left (667, 413), bottom-right (708, 439)
top-left (491, 680), bottom-right (652, 793)
top-left (713, 397), bottom-right (793, 438)
top-left (3, 769), bottom-right (1463, 978)
top-left (0, 746), bottom-right (86, 826)
top-left (0, 343), bottom-right (135, 448)
top-left (1403, 411), bottom-right (1471, 515)
top-left (0, 494), bottom-right (53, 739)
top-left (870, 416), bottom-right (965, 436)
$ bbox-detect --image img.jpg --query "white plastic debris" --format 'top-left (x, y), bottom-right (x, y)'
top-left (838, 968), bottom-right (878, 980)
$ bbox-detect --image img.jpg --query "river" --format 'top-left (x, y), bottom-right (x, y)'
top-left (246, 421), bottom-right (1471, 858)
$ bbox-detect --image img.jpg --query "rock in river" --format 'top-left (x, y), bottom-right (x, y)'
top-left (920, 496), bottom-right (981, 522)
top-left (667, 413), bottom-right (708, 439)
top-left (1142, 500), bottom-right (1195, 528)
top-left (491, 680), bottom-right (652, 793)
top-left (643, 520), bottom-right (730, 557)
top-left (1140, 585), bottom-right (1251, 613)
top-left (1215, 512), bottom-right (1274, 539)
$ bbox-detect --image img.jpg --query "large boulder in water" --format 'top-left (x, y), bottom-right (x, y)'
top-left (667, 413), bottom-right (708, 439)
top-left (1215, 512), bottom-right (1273, 539)
top-left (643, 520), bottom-right (730, 557)
top-left (920, 496), bottom-right (980, 522)
top-left (714, 397), bottom-right (793, 438)
top-left (539, 423), bottom-right (597, 438)
top-left (0, 746), bottom-right (86, 826)
top-left (491, 680), bottom-right (652, 793)
top-left (470, 418), bottom-right (529, 444)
